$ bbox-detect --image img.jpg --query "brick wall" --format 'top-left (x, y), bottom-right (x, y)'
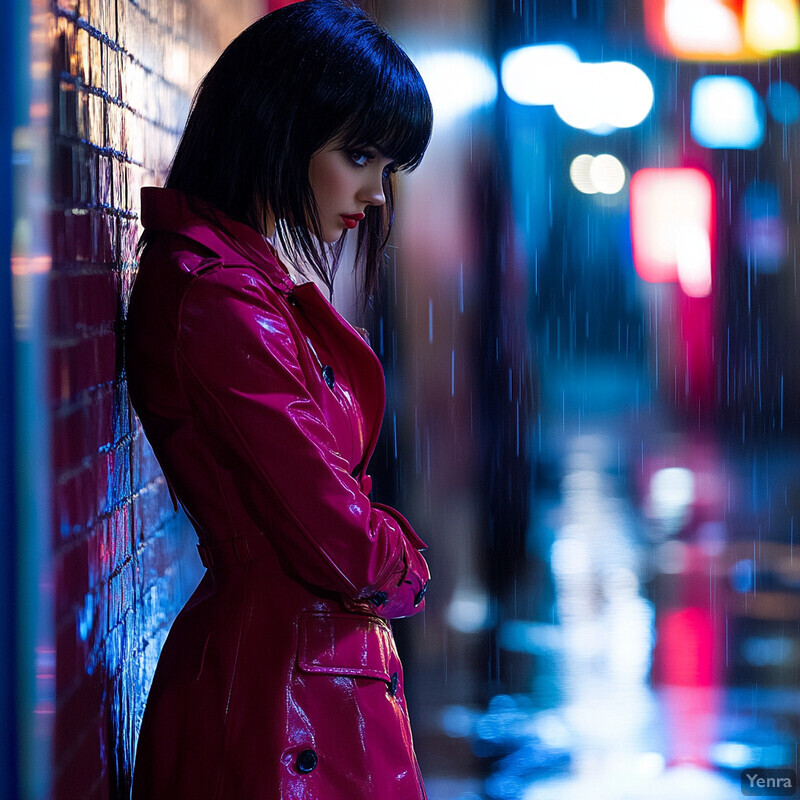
top-left (46, 1), bottom-right (260, 797)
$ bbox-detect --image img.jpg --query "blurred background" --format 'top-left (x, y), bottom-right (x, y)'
top-left (5, 0), bottom-right (800, 797)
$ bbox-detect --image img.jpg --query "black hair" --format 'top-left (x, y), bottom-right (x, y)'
top-left (147, 0), bottom-right (432, 300)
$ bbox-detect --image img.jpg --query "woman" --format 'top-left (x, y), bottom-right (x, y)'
top-left (125, 2), bottom-right (433, 798)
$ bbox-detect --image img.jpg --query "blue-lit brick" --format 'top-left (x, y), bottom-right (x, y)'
top-left (48, 2), bottom-right (260, 796)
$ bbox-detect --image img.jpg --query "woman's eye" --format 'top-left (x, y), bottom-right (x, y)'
top-left (349, 151), bottom-right (371, 167)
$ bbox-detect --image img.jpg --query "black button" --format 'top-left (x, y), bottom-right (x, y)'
top-left (414, 580), bottom-right (429, 607)
top-left (388, 671), bottom-right (399, 696)
top-left (322, 365), bottom-right (335, 389)
top-left (287, 293), bottom-right (299, 307)
top-left (296, 748), bottom-right (318, 774)
top-left (368, 591), bottom-right (388, 607)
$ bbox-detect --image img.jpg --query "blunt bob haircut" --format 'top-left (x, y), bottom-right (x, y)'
top-left (155, 0), bottom-right (433, 299)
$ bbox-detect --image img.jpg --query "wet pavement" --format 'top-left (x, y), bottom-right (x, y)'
top-left (421, 374), bottom-right (800, 800)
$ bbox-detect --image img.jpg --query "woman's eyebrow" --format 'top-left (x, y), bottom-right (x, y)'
top-left (348, 143), bottom-right (390, 158)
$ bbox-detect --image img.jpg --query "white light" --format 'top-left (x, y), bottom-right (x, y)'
top-left (570, 154), bottom-right (627, 195)
top-left (501, 43), bottom-right (581, 106)
top-left (570, 154), bottom-right (598, 194)
top-left (666, 0), bottom-right (744, 55)
top-left (446, 587), bottom-right (490, 633)
top-left (524, 764), bottom-right (741, 800)
top-left (551, 538), bottom-right (590, 575)
top-left (650, 467), bottom-right (695, 509)
top-left (691, 75), bottom-right (765, 149)
top-left (637, 752), bottom-right (667, 777)
top-left (415, 51), bottom-right (497, 127)
top-left (590, 154), bottom-right (626, 194)
top-left (659, 765), bottom-right (746, 798)
top-left (600, 62), bottom-right (655, 128)
top-left (501, 47), bottom-right (654, 132)
top-left (554, 62), bottom-right (608, 131)
top-left (676, 224), bottom-right (713, 296)
top-left (554, 61), bottom-right (653, 133)
top-left (710, 741), bottom-right (755, 769)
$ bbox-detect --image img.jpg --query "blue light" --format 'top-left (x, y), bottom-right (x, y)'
top-left (691, 76), bottom-right (765, 150)
top-left (730, 559), bottom-right (754, 593)
top-left (767, 81), bottom-right (800, 124)
top-left (738, 182), bottom-right (786, 273)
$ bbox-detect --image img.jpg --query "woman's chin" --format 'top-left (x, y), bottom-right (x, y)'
top-left (328, 226), bottom-right (348, 243)
top-left (320, 229), bottom-right (347, 245)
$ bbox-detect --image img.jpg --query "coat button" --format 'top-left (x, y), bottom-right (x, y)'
top-left (287, 293), bottom-right (300, 307)
top-left (296, 748), bottom-right (318, 774)
top-left (322, 365), bottom-right (335, 389)
top-left (388, 671), bottom-right (399, 696)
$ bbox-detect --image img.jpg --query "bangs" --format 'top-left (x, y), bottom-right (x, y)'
top-left (335, 49), bottom-right (433, 171)
top-left (164, 0), bottom-right (434, 302)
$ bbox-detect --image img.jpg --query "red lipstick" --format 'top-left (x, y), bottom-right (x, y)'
top-left (341, 212), bottom-right (365, 229)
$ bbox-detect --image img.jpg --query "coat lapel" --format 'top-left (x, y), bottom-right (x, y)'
top-left (291, 281), bottom-right (386, 471)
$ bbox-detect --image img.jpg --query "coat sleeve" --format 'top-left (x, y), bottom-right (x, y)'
top-left (176, 266), bottom-right (429, 618)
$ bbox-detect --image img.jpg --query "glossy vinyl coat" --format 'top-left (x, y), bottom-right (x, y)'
top-left (126, 188), bottom-right (430, 800)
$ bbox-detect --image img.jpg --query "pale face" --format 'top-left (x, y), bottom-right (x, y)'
top-left (307, 141), bottom-right (394, 243)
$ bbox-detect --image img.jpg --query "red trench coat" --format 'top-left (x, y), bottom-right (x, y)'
top-left (126, 188), bottom-right (430, 800)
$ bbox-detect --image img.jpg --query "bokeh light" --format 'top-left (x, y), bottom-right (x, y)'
top-left (501, 43), bottom-right (580, 106)
top-left (630, 167), bottom-right (715, 295)
top-left (743, 0), bottom-right (800, 54)
top-left (766, 80), bottom-right (800, 123)
top-left (738, 181), bottom-right (787, 273)
top-left (554, 61), bottom-right (654, 133)
top-left (570, 154), bottom-right (627, 195)
top-left (676, 224), bottom-right (713, 297)
top-left (601, 62), bottom-right (656, 128)
top-left (665, 0), bottom-right (744, 57)
top-left (590, 154), bottom-right (626, 194)
top-left (569, 154), bottom-right (597, 194)
top-left (691, 75), bottom-right (764, 149)
top-left (414, 51), bottom-right (498, 127)
top-left (502, 47), bottom-right (653, 134)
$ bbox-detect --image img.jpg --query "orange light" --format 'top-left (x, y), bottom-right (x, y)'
top-left (744, 0), bottom-right (800, 54)
top-left (643, 0), bottom-right (800, 59)
top-left (666, 0), bottom-right (744, 58)
top-left (11, 256), bottom-right (51, 275)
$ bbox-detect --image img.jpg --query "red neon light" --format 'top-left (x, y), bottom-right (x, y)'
top-left (629, 168), bottom-right (715, 295)
top-left (659, 606), bottom-right (716, 686)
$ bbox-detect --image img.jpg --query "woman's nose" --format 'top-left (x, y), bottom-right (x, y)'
top-left (360, 171), bottom-right (386, 207)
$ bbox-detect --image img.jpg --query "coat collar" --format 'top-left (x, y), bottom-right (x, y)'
top-left (140, 188), bottom-right (387, 475)
top-left (140, 187), bottom-right (296, 295)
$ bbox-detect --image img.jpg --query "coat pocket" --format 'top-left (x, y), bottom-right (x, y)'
top-left (296, 610), bottom-right (396, 681)
top-left (285, 611), bottom-right (423, 799)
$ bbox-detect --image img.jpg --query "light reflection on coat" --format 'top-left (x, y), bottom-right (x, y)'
top-left (127, 188), bottom-right (430, 800)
